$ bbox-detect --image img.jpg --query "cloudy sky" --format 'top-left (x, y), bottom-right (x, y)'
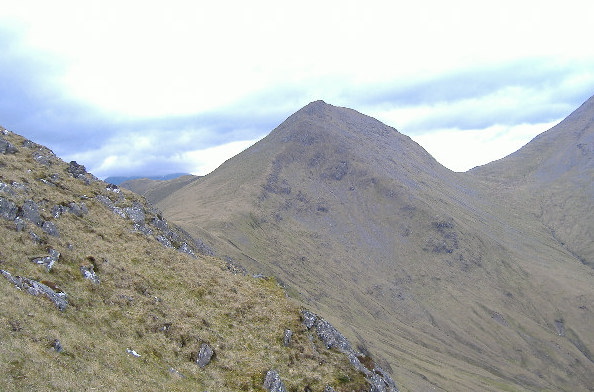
top-left (2, 1), bottom-right (594, 178)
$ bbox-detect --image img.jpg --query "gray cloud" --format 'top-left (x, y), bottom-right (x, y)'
top-left (348, 58), bottom-right (594, 131)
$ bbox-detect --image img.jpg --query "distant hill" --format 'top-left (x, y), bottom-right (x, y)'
top-left (0, 127), bottom-right (393, 391)
top-left (153, 99), bottom-right (594, 391)
top-left (120, 175), bottom-right (201, 205)
top-left (105, 173), bottom-right (191, 185)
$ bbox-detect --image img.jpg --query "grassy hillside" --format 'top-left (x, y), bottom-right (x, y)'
top-left (120, 174), bottom-right (200, 204)
top-left (0, 127), bottom-right (380, 391)
top-left (154, 100), bottom-right (594, 391)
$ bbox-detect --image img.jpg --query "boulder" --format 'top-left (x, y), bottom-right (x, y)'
top-left (196, 343), bottom-right (214, 368)
top-left (67, 161), bottom-right (87, 177)
top-left (42, 221), bottom-right (59, 237)
top-left (80, 265), bottom-right (100, 284)
top-left (263, 370), bottom-right (287, 392)
top-left (0, 137), bottom-right (17, 154)
top-left (0, 197), bottom-right (18, 221)
top-left (283, 329), bottom-right (293, 346)
top-left (21, 200), bottom-right (43, 226)
top-left (124, 205), bottom-right (145, 224)
top-left (32, 249), bottom-right (60, 271)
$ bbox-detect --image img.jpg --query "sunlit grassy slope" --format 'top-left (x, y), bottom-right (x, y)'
top-left (0, 128), bottom-right (371, 391)
top-left (155, 100), bottom-right (594, 391)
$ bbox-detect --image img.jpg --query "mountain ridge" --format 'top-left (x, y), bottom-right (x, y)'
top-left (151, 98), bottom-right (594, 391)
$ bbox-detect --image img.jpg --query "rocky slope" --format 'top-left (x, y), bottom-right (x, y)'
top-left (0, 127), bottom-right (395, 391)
top-left (153, 100), bottom-right (594, 391)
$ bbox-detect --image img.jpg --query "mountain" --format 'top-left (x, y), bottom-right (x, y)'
top-left (152, 99), bottom-right (594, 391)
top-left (105, 173), bottom-right (191, 186)
top-left (0, 127), bottom-right (394, 391)
top-left (470, 95), bottom-right (594, 268)
top-left (120, 174), bottom-right (200, 204)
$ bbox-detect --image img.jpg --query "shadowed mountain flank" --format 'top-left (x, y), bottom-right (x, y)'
top-left (470, 95), bottom-right (594, 269)
top-left (154, 100), bottom-right (594, 391)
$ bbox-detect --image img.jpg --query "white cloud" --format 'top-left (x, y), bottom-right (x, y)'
top-left (2, 1), bottom-right (594, 175)
top-left (411, 121), bottom-right (559, 172)
top-left (175, 138), bottom-right (264, 176)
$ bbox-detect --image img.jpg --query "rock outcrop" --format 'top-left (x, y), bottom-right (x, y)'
top-left (1, 269), bottom-right (68, 311)
top-left (302, 310), bottom-right (399, 392)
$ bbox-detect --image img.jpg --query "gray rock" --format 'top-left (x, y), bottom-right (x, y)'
top-left (133, 223), bottom-right (152, 235)
top-left (315, 318), bottom-right (352, 353)
top-left (283, 329), bottom-right (293, 346)
top-left (52, 339), bottom-right (63, 353)
top-left (323, 386), bottom-right (336, 392)
top-left (124, 205), bottom-right (145, 224)
top-left (51, 205), bottom-right (67, 218)
top-left (0, 182), bottom-right (15, 195)
top-left (42, 221), bottom-right (59, 237)
top-left (67, 161), bottom-right (87, 177)
top-left (156, 235), bottom-right (173, 248)
top-left (373, 366), bottom-right (398, 391)
top-left (196, 343), bottom-right (214, 368)
top-left (32, 249), bottom-right (60, 271)
top-left (263, 370), bottom-right (287, 392)
top-left (32, 151), bottom-right (52, 166)
top-left (152, 217), bottom-right (169, 231)
top-left (11, 182), bottom-right (27, 193)
top-left (22, 200), bottom-right (43, 226)
top-left (1, 269), bottom-right (68, 311)
top-left (80, 265), bottom-right (100, 284)
top-left (302, 310), bottom-right (317, 329)
top-left (301, 309), bottom-right (399, 391)
top-left (0, 137), bottom-right (17, 154)
top-left (178, 242), bottom-right (196, 257)
top-left (68, 202), bottom-right (88, 217)
top-left (95, 195), bottom-right (115, 209)
top-left (14, 217), bottom-right (25, 232)
top-left (0, 197), bottom-right (18, 221)
top-left (29, 231), bottom-right (42, 243)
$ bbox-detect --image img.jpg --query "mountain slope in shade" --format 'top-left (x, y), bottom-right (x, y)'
top-left (470, 95), bottom-right (594, 268)
top-left (155, 100), bottom-right (594, 391)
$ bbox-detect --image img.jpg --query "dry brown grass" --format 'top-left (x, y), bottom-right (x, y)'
top-left (0, 129), bottom-right (368, 392)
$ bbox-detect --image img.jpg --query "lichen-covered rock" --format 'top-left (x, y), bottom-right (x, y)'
top-left (52, 339), bottom-right (63, 353)
top-left (0, 182), bottom-right (15, 195)
top-left (42, 221), bottom-right (59, 237)
top-left (0, 196), bottom-right (18, 221)
top-left (178, 242), bottom-right (196, 257)
top-left (196, 343), bottom-right (214, 368)
top-left (14, 216), bottom-right (25, 232)
top-left (156, 235), bottom-right (173, 248)
top-left (22, 200), bottom-right (43, 226)
top-left (283, 329), bottom-right (293, 346)
top-left (301, 309), bottom-right (399, 392)
top-left (68, 202), bottom-right (88, 217)
top-left (302, 310), bottom-right (317, 329)
top-left (315, 318), bottom-right (352, 352)
top-left (263, 370), bottom-right (287, 392)
top-left (1, 269), bottom-right (68, 311)
top-left (80, 265), bottom-right (100, 284)
top-left (67, 160), bottom-right (87, 177)
top-left (0, 137), bottom-right (17, 154)
top-left (124, 204), bottom-right (145, 224)
top-left (32, 249), bottom-right (60, 271)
